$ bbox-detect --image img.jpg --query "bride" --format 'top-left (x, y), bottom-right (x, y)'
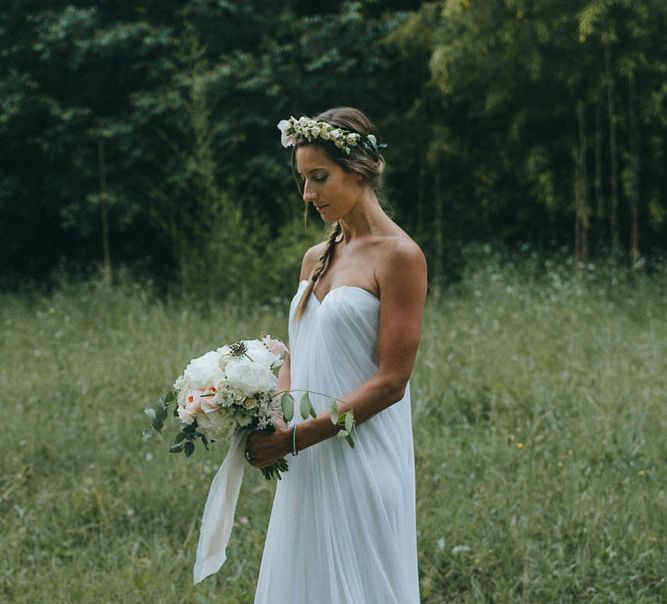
top-left (246, 107), bottom-right (427, 604)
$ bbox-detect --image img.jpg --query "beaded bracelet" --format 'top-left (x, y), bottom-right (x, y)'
top-left (290, 424), bottom-right (299, 456)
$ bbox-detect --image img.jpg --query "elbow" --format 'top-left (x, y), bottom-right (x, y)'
top-left (384, 378), bottom-right (407, 405)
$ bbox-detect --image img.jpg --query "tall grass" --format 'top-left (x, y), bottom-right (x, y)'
top-left (1, 255), bottom-right (665, 603)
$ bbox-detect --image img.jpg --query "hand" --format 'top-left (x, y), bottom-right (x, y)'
top-left (245, 419), bottom-right (291, 468)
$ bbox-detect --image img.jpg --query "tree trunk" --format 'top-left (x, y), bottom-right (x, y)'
top-left (416, 162), bottom-right (426, 242)
top-left (605, 44), bottom-right (619, 252)
top-left (595, 102), bottom-right (603, 220)
top-left (576, 101), bottom-right (589, 262)
top-left (97, 138), bottom-right (112, 285)
top-left (628, 71), bottom-right (640, 264)
top-left (434, 165), bottom-right (445, 290)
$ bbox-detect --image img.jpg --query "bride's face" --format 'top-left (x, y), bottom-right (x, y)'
top-left (295, 145), bottom-right (363, 223)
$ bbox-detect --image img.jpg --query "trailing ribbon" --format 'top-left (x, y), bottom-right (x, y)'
top-left (193, 431), bottom-right (247, 584)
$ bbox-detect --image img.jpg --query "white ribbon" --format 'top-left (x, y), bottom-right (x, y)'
top-left (193, 431), bottom-right (247, 584)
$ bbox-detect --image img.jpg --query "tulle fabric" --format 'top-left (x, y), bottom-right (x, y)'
top-left (253, 281), bottom-right (420, 604)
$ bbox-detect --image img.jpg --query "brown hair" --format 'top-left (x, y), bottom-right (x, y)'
top-left (291, 107), bottom-right (385, 320)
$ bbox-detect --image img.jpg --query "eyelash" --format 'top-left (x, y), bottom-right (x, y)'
top-left (300, 174), bottom-right (327, 184)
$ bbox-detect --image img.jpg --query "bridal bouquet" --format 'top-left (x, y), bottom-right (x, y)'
top-left (144, 334), bottom-right (356, 480)
top-left (146, 335), bottom-right (293, 479)
top-left (144, 334), bottom-right (357, 583)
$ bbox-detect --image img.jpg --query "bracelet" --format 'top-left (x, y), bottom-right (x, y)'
top-left (290, 424), bottom-right (299, 456)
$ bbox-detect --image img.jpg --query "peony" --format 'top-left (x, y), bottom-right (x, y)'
top-left (225, 359), bottom-right (277, 396)
top-left (216, 345), bottom-right (234, 370)
top-left (182, 351), bottom-right (225, 390)
top-left (242, 340), bottom-right (275, 369)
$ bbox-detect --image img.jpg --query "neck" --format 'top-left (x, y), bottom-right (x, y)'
top-left (338, 189), bottom-right (388, 242)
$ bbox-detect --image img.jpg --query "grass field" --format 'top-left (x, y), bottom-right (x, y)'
top-left (1, 253), bottom-right (666, 603)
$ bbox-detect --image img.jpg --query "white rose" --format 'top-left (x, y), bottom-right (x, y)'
top-left (320, 128), bottom-right (330, 140)
top-left (225, 359), bottom-right (277, 396)
top-left (182, 351), bottom-right (225, 390)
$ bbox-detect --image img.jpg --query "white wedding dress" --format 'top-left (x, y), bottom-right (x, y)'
top-left (253, 280), bottom-right (420, 604)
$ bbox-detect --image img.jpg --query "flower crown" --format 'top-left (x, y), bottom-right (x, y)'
top-left (277, 116), bottom-right (383, 156)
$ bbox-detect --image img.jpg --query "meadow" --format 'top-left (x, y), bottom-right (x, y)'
top-left (1, 252), bottom-right (666, 603)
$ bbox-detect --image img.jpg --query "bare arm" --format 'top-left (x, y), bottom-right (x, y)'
top-left (276, 351), bottom-right (291, 394)
top-left (247, 240), bottom-right (427, 466)
top-left (296, 240), bottom-right (427, 450)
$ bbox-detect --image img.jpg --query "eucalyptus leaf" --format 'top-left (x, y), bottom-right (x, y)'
top-left (345, 412), bottom-right (354, 433)
top-left (336, 430), bottom-right (348, 439)
top-left (300, 393), bottom-right (311, 420)
top-left (330, 400), bottom-right (339, 425)
top-left (281, 393), bottom-right (294, 422)
top-left (169, 443), bottom-right (184, 453)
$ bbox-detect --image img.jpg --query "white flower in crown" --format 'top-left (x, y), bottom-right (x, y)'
top-left (276, 115), bottom-right (377, 155)
top-left (277, 119), bottom-right (296, 148)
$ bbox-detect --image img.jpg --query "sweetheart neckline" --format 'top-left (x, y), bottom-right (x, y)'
top-left (298, 279), bottom-right (380, 305)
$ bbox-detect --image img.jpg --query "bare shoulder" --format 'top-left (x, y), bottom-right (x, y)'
top-left (378, 233), bottom-right (427, 279)
top-left (376, 232), bottom-right (427, 298)
top-left (299, 241), bottom-right (327, 281)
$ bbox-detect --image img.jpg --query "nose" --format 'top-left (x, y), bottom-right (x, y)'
top-left (302, 179), bottom-right (316, 204)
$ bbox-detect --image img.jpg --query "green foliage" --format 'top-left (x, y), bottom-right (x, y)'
top-left (1, 257), bottom-right (665, 602)
top-left (1, 0), bottom-right (666, 288)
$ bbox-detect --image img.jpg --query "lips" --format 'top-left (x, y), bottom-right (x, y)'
top-left (314, 205), bottom-right (329, 212)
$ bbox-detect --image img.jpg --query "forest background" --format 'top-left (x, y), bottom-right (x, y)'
top-left (2, 0), bottom-right (666, 297)
top-left (2, 2), bottom-right (667, 603)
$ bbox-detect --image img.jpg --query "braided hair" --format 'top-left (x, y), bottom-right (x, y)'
top-left (290, 107), bottom-right (385, 320)
top-left (294, 222), bottom-right (342, 319)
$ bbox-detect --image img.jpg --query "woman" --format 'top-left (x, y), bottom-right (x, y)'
top-left (246, 107), bottom-right (427, 604)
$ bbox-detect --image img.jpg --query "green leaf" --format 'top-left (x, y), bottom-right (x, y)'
top-left (346, 434), bottom-right (355, 448)
top-left (281, 393), bottom-right (294, 422)
top-left (175, 432), bottom-right (186, 443)
top-left (336, 430), bottom-right (348, 439)
top-left (165, 389), bottom-right (177, 405)
top-left (300, 393), bottom-right (312, 420)
top-left (151, 418), bottom-right (164, 433)
top-left (344, 411), bottom-right (354, 433)
top-left (184, 442), bottom-right (195, 457)
top-left (169, 443), bottom-right (184, 453)
top-left (330, 400), bottom-right (339, 425)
